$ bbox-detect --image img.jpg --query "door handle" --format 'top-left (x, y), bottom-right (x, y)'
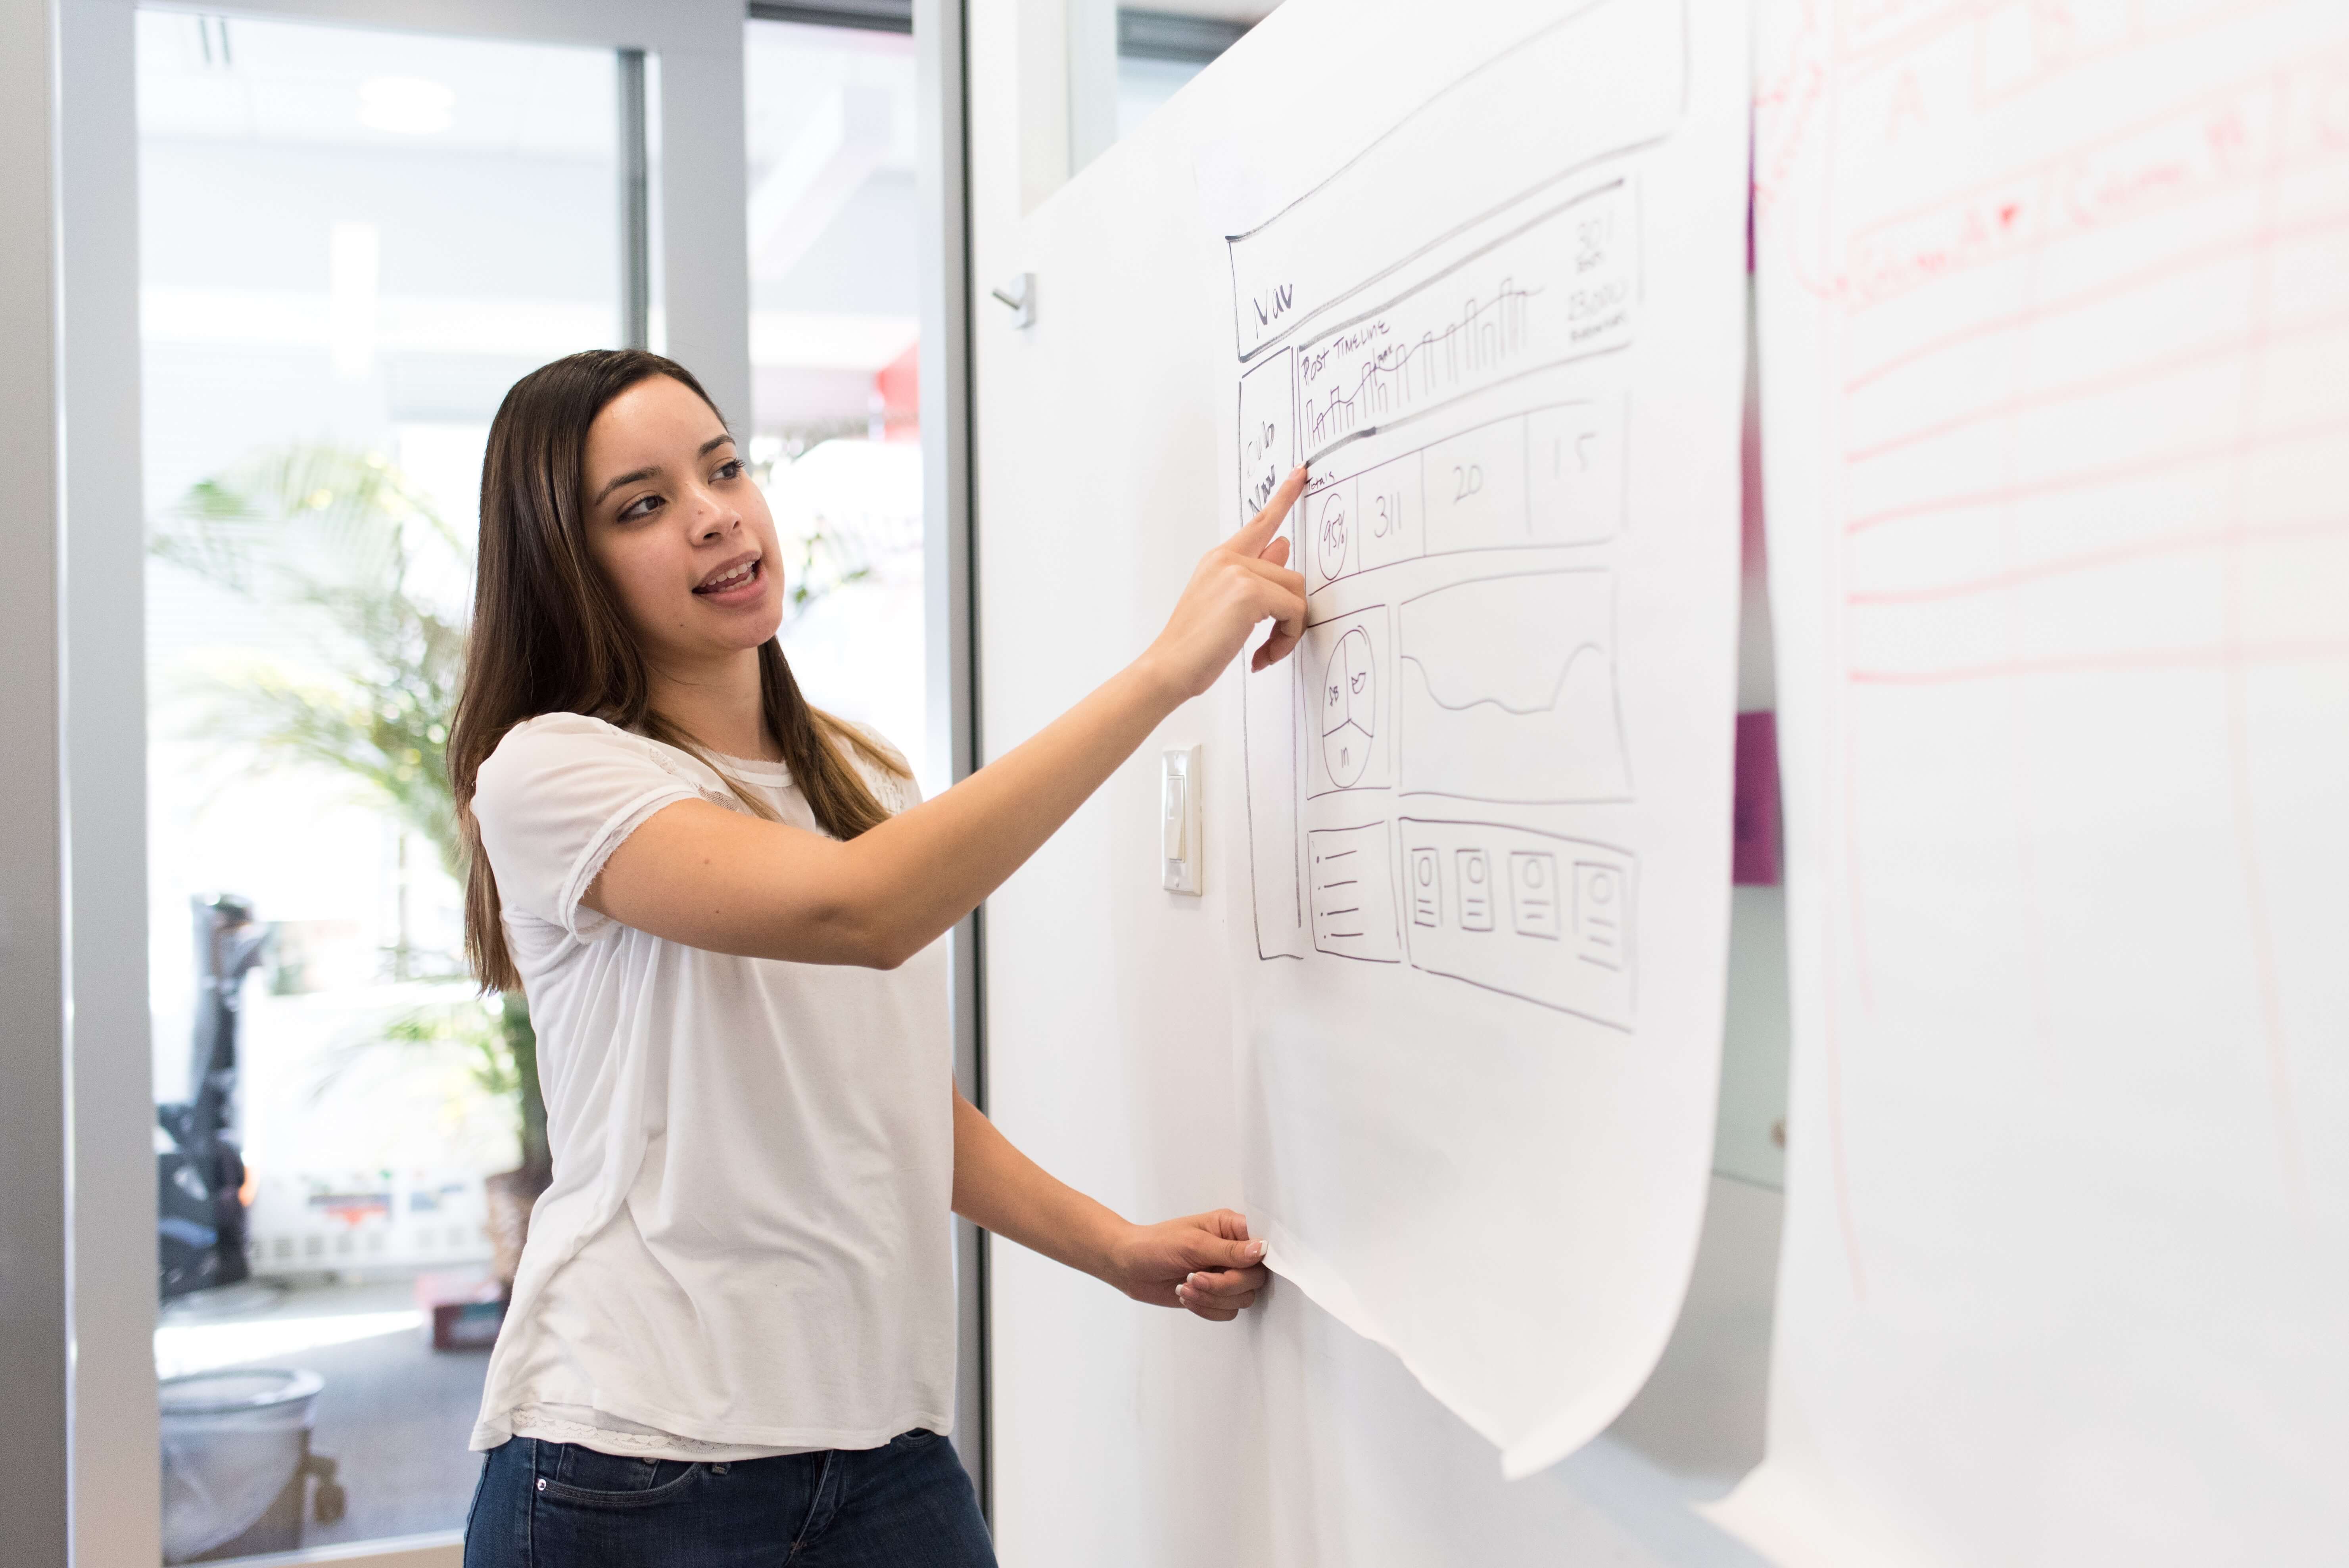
top-left (990, 273), bottom-right (1035, 329)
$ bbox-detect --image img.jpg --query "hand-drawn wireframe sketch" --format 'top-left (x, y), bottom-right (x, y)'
top-left (1398, 572), bottom-right (1629, 803)
top-left (1400, 819), bottom-right (1633, 1026)
top-left (1237, 347), bottom-right (1297, 517)
top-left (1243, 621), bottom-right (1307, 963)
top-left (1356, 452), bottom-right (1424, 574)
top-left (1727, 0), bottom-right (2349, 1557)
top-left (1290, 180), bottom-right (1637, 460)
top-left (1307, 821), bottom-right (1401, 962)
top-left (1303, 606), bottom-right (1389, 795)
top-left (1304, 480), bottom-right (1356, 589)
top-left (1525, 396), bottom-right (1624, 544)
top-left (1322, 629), bottom-right (1375, 784)
top-left (1301, 394), bottom-right (1626, 599)
top-left (1212, 0), bottom-right (1744, 1482)
top-left (1224, 0), bottom-right (1683, 360)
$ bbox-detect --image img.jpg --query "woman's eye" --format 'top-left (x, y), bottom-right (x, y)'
top-left (714, 459), bottom-right (744, 482)
top-left (620, 493), bottom-right (662, 521)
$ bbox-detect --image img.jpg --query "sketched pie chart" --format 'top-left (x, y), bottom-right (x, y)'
top-left (1320, 626), bottom-right (1375, 787)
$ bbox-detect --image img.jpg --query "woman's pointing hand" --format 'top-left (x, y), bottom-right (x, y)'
top-left (1140, 465), bottom-right (1310, 701)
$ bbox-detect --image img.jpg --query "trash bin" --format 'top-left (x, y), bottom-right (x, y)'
top-left (159, 1368), bottom-right (326, 1563)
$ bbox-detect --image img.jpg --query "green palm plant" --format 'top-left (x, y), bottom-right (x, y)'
top-left (155, 444), bottom-right (550, 1182)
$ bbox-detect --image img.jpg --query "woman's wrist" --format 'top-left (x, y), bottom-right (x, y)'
top-left (1122, 646), bottom-right (1191, 718)
top-left (1078, 1209), bottom-right (1140, 1289)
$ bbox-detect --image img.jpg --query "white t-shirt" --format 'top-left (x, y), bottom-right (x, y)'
top-left (465, 712), bottom-right (954, 1460)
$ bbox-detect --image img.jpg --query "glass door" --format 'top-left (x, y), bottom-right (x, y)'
top-left (135, 11), bottom-right (628, 1558)
top-left (743, 14), bottom-right (930, 787)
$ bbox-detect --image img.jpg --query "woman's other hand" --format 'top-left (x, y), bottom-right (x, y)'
top-left (1139, 466), bottom-right (1311, 700)
top-left (1106, 1208), bottom-right (1271, 1322)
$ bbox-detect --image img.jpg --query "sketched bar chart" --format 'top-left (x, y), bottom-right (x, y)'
top-left (1401, 819), bottom-right (1635, 1026)
top-left (1290, 182), bottom-right (1638, 459)
top-left (1398, 571), bottom-right (1630, 803)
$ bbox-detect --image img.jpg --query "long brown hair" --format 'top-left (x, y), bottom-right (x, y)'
top-left (451, 348), bottom-right (903, 992)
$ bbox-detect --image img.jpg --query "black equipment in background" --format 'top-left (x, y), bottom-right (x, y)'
top-left (158, 894), bottom-right (272, 1300)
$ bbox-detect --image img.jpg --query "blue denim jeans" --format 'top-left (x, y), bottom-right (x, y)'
top-left (463, 1430), bottom-right (996, 1568)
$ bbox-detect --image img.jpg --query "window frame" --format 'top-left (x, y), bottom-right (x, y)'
top-left (59, 2), bottom-right (753, 1562)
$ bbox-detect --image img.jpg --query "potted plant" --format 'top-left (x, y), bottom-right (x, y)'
top-left (156, 446), bottom-right (551, 1280)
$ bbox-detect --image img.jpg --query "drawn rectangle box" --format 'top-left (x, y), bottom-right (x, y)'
top-left (1509, 850), bottom-right (1561, 938)
top-left (1525, 395), bottom-right (1625, 545)
top-left (1303, 476), bottom-right (1359, 591)
top-left (1400, 818), bottom-right (1635, 1028)
top-left (1424, 416), bottom-right (1530, 555)
top-left (1356, 452), bottom-right (1424, 574)
top-left (1304, 603), bottom-right (1391, 796)
top-left (1309, 821), bottom-right (1402, 963)
top-left (1243, 619), bottom-right (1308, 962)
top-left (1397, 569), bottom-right (1631, 805)
top-left (1457, 848), bottom-right (1496, 930)
top-left (1237, 346), bottom-right (1297, 516)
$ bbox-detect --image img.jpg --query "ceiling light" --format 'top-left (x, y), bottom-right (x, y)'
top-left (357, 76), bottom-right (455, 136)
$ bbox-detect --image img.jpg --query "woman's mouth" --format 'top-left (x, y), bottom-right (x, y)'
top-left (693, 557), bottom-right (763, 599)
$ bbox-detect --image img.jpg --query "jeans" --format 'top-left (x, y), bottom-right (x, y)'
top-left (462, 1430), bottom-right (996, 1568)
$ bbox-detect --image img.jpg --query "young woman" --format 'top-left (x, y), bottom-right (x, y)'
top-left (451, 349), bottom-right (1307, 1566)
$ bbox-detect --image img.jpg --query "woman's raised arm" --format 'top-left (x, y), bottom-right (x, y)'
top-left (586, 468), bottom-right (1309, 967)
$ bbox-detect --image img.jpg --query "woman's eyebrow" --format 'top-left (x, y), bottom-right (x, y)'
top-left (591, 464), bottom-right (659, 508)
top-left (590, 437), bottom-right (729, 509)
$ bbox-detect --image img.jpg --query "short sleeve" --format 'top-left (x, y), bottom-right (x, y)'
top-left (472, 714), bottom-right (702, 942)
top-left (841, 721), bottom-right (921, 814)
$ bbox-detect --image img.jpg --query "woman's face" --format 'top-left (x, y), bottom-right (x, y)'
top-left (581, 374), bottom-right (783, 670)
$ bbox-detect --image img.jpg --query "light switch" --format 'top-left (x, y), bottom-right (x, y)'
top-left (1162, 776), bottom-right (1187, 860)
top-left (1161, 745), bottom-right (1201, 894)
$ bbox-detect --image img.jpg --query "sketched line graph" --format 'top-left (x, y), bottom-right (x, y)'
top-left (1397, 570), bottom-right (1632, 804)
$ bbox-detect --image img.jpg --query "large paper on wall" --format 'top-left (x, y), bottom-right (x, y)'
top-left (1212, 0), bottom-right (1750, 1477)
top-left (1732, 0), bottom-right (2349, 1559)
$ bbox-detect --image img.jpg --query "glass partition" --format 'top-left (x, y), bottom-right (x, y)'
top-left (136, 10), bottom-right (626, 1556)
top-left (744, 17), bottom-right (930, 787)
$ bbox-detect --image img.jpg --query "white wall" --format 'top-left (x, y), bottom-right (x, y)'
top-left (966, 2), bottom-right (1785, 1559)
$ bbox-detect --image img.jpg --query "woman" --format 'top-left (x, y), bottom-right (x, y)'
top-left (452, 349), bottom-right (1307, 1566)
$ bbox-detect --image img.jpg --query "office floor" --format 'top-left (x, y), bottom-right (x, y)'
top-left (162, 1276), bottom-right (489, 1552)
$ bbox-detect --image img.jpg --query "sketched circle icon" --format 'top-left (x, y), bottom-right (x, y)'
top-left (1320, 626), bottom-right (1375, 787)
top-left (1314, 490), bottom-right (1350, 583)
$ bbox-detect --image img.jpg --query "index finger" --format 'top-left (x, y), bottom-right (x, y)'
top-left (1228, 465), bottom-right (1308, 555)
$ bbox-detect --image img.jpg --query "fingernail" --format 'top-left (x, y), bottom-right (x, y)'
top-left (1247, 1241), bottom-right (1266, 1259)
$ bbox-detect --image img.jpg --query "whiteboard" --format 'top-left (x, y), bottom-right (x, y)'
top-left (1729, 0), bottom-right (2349, 1559)
top-left (1213, 0), bottom-right (1752, 1476)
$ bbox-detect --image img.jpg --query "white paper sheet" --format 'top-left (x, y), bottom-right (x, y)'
top-left (1213, 0), bottom-right (1751, 1476)
top-left (1736, 0), bottom-right (2349, 1558)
